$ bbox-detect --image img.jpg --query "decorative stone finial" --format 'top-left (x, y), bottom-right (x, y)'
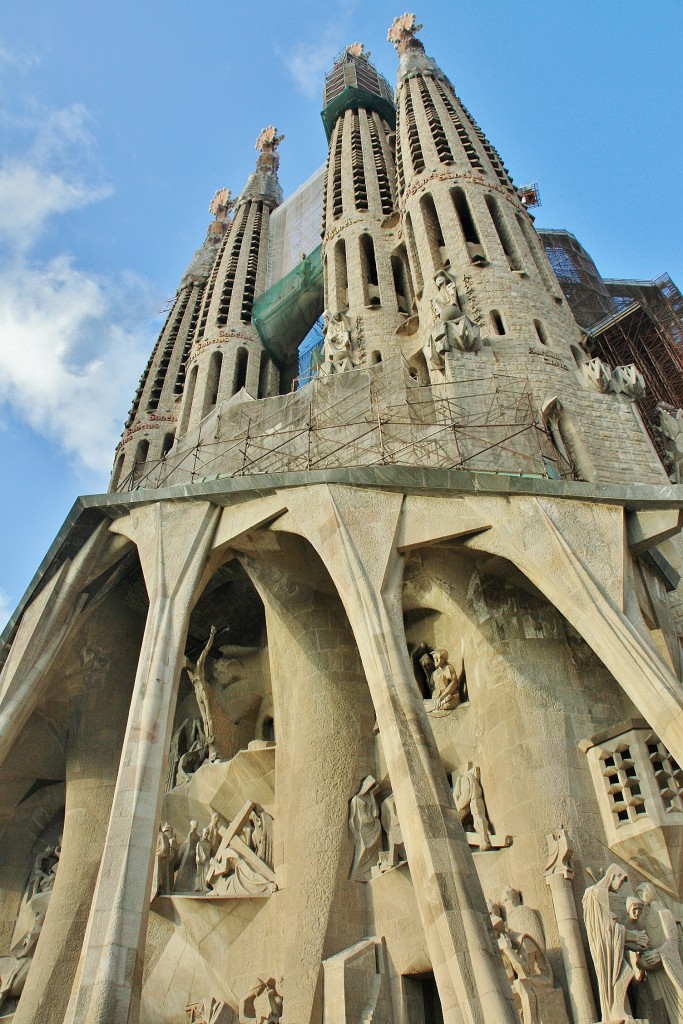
top-left (346, 42), bottom-right (371, 59)
top-left (255, 126), bottom-right (285, 153)
top-left (208, 188), bottom-right (234, 220)
top-left (387, 13), bottom-right (424, 53)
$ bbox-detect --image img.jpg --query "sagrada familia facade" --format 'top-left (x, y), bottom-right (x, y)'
top-left (2, 14), bottom-right (683, 1024)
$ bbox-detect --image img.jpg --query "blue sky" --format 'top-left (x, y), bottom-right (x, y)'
top-left (0, 0), bottom-right (681, 622)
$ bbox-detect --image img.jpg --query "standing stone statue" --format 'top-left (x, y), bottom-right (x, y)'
top-left (195, 828), bottom-right (213, 892)
top-left (208, 811), bottom-right (223, 856)
top-left (636, 881), bottom-right (683, 1014)
top-left (156, 823), bottom-right (178, 896)
top-left (239, 977), bottom-right (283, 1024)
top-left (582, 864), bottom-right (643, 1023)
top-left (250, 808), bottom-right (274, 869)
top-left (453, 763), bottom-right (492, 850)
top-left (175, 820), bottom-right (201, 892)
top-left (348, 776), bottom-right (381, 881)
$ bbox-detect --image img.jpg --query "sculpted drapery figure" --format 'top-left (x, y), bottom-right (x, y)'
top-left (175, 820), bottom-right (201, 892)
top-left (195, 828), bottom-right (213, 893)
top-left (378, 792), bottom-right (406, 872)
top-left (425, 268), bottom-right (481, 369)
top-left (156, 823), bottom-right (178, 896)
top-left (636, 881), bottom-right (683, 1017)
top-left (348, 775), bottom-right (381, 881)
top-left (453, 763), bottom-right (492, 850)
top-left (429, 649), bottom-right (462, 711)
top-left (321, 309), bottom-right (353, 375)
top-left (582, 864), bottom-right (643, 1023)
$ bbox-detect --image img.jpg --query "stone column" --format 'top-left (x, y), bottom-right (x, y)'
top-left (282, 484), bottom-right (518, 1024)
top-left (63, 501), bottom-right (218, 1024)
top-left (243, 558), bottom-right (376, 1024)
top-left (544, 830), bottom-right (597, 1024)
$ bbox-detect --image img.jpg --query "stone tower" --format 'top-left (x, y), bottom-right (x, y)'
top-left (175, 127), bottom-right (285, 439)
top-left (2, 15), bottom-right (683, 1024)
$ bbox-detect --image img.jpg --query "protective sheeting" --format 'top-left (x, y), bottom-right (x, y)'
top-left (266, 166), bottom-right (325, 289)
top-left (252, 245), bottom-right (324, 367)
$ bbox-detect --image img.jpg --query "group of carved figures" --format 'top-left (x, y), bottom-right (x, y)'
top-left (156, 802), bottom-right (275, 899)
top-left (348, 766), bottom-right (509, 880)
top-left (583, 866), bottom-right (683, 1024)
top-left (0, 838), bottom-right (61, 1009)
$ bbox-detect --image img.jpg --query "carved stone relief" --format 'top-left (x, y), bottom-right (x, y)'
top-left (205, 802), bottom-right (276, 897)
top-left (187, 995), bottom-right (237, 1023)
top-left (377, 793), bottom-right (406, 873)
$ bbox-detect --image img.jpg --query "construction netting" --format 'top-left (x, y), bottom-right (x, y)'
top-left (252, 245), bottom-right (324, 367)
top-left (265, 165), bottom-right (325, 289)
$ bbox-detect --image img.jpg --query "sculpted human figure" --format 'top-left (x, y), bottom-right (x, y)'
top-left (348, 776), bottom-right (381, 881)
top-left (582, 864), bottom-right (642, 1023)
top-left (195, 828), bottom-right (213, 892)
top-left (27, 844), bottom-right (57, 900)
top-left (501, 886), bottom-right (546, 955)
top-left (156, 823), bottom-right (178, 895)
top-left (378, 792), bottom-right (406, 871)
top-left (321, 309), bottom-right (353, 374)
top-left (251, 807), bottom-right (274, 868)
top-left (186, 626), bottom-right (219, 762)
top-left (453, 763), bottom-right (491, 850)
top-left (0, 911), bottom-right (45, 1009)
top-left (429, 649), bottom-right (462, 711)
top-left (174, 820), bottom-right (200, 892)
top-left (239, 977), bottom-right (283, 1024)
top-left (636, 881), bottom-right (683, 1007)
top-left (425, 268), bottom-right (480, 368)
top-left (208, 811), bottom-right (223, 856)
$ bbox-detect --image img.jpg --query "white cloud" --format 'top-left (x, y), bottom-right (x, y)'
top-left (0, 100), bottom-right (160, 476)
top-left (0, 588), bottom-right (11, 629)
top-left (285, 38), bottom-right (340, 99)
top-left (0, 256), bottom-right (157, 474)
top-left (0, 42), bottom-right (39, 73)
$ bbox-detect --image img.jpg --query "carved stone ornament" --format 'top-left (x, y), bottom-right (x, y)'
top-left (239, 977), bottom-right (283, 1024)
top-left (581, 357), bottom-right (612, 393)
top-left (387, 12), bottom-right (424, 50)
top-left (209, 188), bottom-right (235, 220)
top-left (611, 364), bottom-right (645, 399)
top-left (255, 126), bottom-right (284, 152)
top-left (346, 42), bottom-right (370, 59)
top-left (582, 864), bottom-right (647, 1023)
top-left (544, 828), bottom-right (574, 881)
top-left (349, 775), bottom-right (381, 881)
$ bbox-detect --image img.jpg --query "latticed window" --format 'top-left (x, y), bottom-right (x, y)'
top-left (647, 736), bottom-right (683, 813)
top-left (599, 745), bottom-right (646, 825)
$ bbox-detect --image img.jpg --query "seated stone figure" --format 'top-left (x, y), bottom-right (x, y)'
top-left (424, 269), bottom-right (481, 369)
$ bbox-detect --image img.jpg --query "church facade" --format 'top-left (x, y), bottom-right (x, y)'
top-left (2, 15), bottom-right (683, 1024)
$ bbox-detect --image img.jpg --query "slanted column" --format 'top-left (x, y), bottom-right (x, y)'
top-left (0, 523), bottom-right (123, 771)
top-left (283, 484), bottom-right (518, 1024)
top-left (63, 500), bottom-right (219, 1024)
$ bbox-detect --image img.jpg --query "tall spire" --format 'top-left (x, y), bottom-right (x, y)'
top-left (319, 45), bottom-right (411, 372)
top-left (174, 128), bottom-right (284, 439)
top-left (109, 190), bottom-right (233, 490)
top-left (389, 13), bottom-right (572, 385)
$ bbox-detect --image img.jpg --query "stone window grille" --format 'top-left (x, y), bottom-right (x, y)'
top-left (598, 744), bottom-right (646, 826)
top-left (647, 736), bottom-right (683, 813)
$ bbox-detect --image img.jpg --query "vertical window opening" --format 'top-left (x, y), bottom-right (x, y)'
top-left (534, 320), bottom-right (548, 346)
top-left (111, 453), bottom-right (125, 490)
top-left (391, 254), bottom-right (411, 314)
top-left (360, 234), bottom-right (380, 306)
top-left (161, 432), bottom-right (175, 458)
top-left (490, 310), bottom-right (506, 335)
top-left (133, 440), bottom-right (150, 484)
top-left (404, 82), bottom-right (425, 175)
top-left (202, 350), bottom-right (223, 417)
top-left (335, 239), bottom-right (349, 309)
top-left (420, 194), bottom-right (447, 271)
top-left (404, 213), bottom-right (423, 292)
top-left (452, 188), bottom-right (485, 264)
top-left (233, 347), bottom-right (249, 394)
top-left (258, 354), bottom-right (272, 399)
top-left (485, 194), bottom-right (522, 271)
top-left (517, 213), bottom-right (561, 299)
top-left (350, 109), bottom-right (368, 211)
top-left (179, 363), bottom-right (198, 435)
top-left (331, 119), bottom-right (344, 220)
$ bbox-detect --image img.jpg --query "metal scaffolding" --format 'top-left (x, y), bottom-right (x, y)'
top-left (116, 358), bottom-right (572, 493)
